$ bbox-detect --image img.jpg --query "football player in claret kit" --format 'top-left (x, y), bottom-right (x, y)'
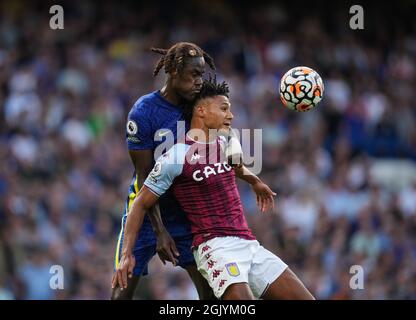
top-left (114, 77), bottom-right (315, 300)
top-left (111, 42), bottom-right (276, 300)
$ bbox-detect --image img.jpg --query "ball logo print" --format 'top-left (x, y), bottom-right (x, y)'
top-left (279, 66), bottom-right (324, 112)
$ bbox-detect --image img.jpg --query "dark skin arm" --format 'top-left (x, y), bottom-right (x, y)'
top-left (225, 128), bottom-right (276, 213)
top-left (112, 186), bottom-right (160, 289)
top-left (128, 150), bottom-right (179, 265)
top-left (234, 165), bottom-right (277, 213)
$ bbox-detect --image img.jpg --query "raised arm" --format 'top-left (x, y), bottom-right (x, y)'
top-left (234, 165), bottom-right (276, 213)
top-left (226, 131), bottom-right (277, 213)
top-left (234, 164), bottom-right (261, 185)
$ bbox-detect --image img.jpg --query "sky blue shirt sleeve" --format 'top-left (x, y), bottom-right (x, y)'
top-left (126, 102), bottom-right (154, 150)
top-left (144, 143), bottom-right (188, 196)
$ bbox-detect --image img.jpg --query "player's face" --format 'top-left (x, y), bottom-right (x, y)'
top-left (204, 95), bottom-right (233, 134)
top-left (172, 57), bottom-right (205, 102)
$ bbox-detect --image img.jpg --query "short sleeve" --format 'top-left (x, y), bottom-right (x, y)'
top-left (126, 103), bottom-right (154, 150)
top-left (144, 143), bottom-right (188, 196)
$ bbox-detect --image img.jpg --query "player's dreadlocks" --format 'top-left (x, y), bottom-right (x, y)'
top-left (151, 42), bottom-right (215, 77)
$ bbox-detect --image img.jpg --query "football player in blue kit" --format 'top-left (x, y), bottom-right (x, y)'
top-left (111, 42), bottom-right (275, 299)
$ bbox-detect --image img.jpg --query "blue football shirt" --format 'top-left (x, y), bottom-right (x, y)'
top-left (124, 91), bottom-right (191, 245)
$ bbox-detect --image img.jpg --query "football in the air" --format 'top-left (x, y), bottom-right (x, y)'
top-left (279, 66), bottom-right (324, 112)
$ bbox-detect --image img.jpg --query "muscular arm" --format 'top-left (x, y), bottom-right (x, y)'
top-left (129, 150), bottom-right (166, 235)
top-left (234, 165), bottom-right (261, 186)
top-left (234, 165), bottom-right (277, 213)
top-left (129, 150), bottom-right (179, 264)
top-left (225, 128), bottom-right (276, 211)
top-left (114, 186), bottom-right (159, 289)
top-left (122, 186), bottom-right (159, 257)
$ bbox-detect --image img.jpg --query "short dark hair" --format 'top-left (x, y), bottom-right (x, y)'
top-left (197, 75), bottom-right (229, 100)
top-left (151, 42), bottom-right (215, 77)
top-left (182, 75), bottom-right (229, 121)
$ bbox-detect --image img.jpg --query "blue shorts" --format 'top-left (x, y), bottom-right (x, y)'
top-left (114, 216), bottom-right (195, 276)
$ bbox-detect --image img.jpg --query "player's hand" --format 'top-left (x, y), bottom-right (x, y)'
top-left (156, 230), bottom-right (179, 266)
top-left (251, 181), bottom-right (277, 213)
top-left (112, 253), bottom-right (135, 290)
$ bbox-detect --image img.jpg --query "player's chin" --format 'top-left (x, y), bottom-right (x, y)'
top-left (185, 91), bottom-right (199, 101)
top-left (218, 126), bottom-right (231, 135)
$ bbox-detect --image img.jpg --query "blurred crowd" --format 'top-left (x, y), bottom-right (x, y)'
top-left (1, 0), bottom-right (416, 299)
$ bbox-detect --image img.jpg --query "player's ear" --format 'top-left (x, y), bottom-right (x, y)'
top-left (193, 100), bottom-right (206, 118)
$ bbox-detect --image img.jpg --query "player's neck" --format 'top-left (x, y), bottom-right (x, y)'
top-left (188, 118), bottom-right (216, 143)
top-left (160, 84), bottom-right (181, 106)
